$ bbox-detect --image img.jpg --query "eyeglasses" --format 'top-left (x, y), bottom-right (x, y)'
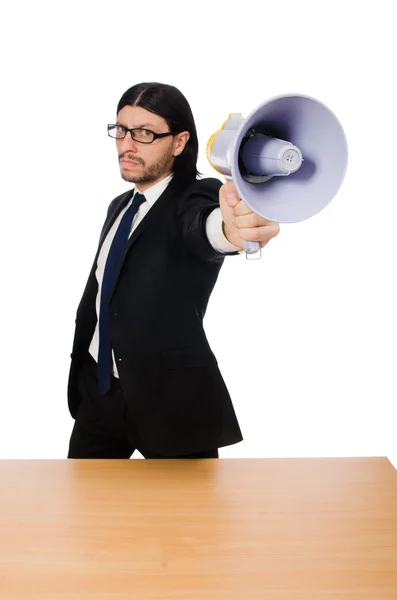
top-left (108, 124), bottom-right (178, 144)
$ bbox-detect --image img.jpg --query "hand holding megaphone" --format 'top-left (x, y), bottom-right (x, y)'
top-left (207, 94), bottom-right (348, 259)
top-left (219, 180), bottom-right (280, 252)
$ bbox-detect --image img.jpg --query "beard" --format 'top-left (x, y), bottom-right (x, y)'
top-left (120, 146), bottom-right (174, 185)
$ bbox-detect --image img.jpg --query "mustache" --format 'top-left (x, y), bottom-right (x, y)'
top-left (119, 154), bottom-right (145, 166)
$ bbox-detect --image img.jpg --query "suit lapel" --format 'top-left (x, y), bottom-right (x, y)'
top-left (112, 183), bottom-right (176, 287)
top-left (127, 183), bottom-right (175, 249)
top-left (97, 182), bottom-right (175, 256)
top-left (108, 186), bottom-right (175, 290)
top-left (78, 181), bottom-right (177, 319)
top-left (97, 188), bottom-right (134, 251)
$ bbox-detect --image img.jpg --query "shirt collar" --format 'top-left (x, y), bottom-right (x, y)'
top-left (134, 173), bottom-right (173, 208)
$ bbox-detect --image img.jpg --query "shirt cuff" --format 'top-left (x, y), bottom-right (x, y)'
top-left (206, 208), bottom-right (244, 254)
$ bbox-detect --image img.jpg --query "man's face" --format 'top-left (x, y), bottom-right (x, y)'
top-left (115, 106), bottom-right (189, 191)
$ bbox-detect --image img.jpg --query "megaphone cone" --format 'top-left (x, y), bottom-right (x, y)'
top-left (207, 94), bottom-right (348, 257)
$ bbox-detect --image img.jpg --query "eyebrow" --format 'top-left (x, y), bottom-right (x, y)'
top-left (116, 121), bottom-right (158, 129)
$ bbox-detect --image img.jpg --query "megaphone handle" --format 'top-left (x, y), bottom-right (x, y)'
top-left (244, 240), bottom-right (262, 260)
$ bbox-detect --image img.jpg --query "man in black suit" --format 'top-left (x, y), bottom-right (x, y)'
top-left (67, 82), bottom-right (280, 459)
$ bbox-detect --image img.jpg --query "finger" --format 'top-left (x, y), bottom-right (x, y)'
top-left (234, 213), bottom-right (276, 229)
top-left (232, 200), bottom-right (259, 216)
top-left (237, 223), bottom-right (281, 243)
top-left (229, 197), bottom-right (275, 219)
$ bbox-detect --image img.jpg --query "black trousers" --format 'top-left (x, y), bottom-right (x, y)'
top-left (68, 354), bottom-right (219, 459)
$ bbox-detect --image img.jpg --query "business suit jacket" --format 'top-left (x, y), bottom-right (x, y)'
top-left (67, 176), bottom-right (243, 456)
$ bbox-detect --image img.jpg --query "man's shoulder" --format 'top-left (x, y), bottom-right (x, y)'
top-left (176, 177), bottom-right (223, 205)
top-left (185, 176), bottom-right (223, 194)
top-left (106, 177), bottom-right (223, 213)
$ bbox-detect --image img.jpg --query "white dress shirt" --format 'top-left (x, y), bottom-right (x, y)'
top-left (89, 175), bottom-right (242, 377)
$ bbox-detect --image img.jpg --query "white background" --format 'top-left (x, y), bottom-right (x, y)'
top-left (0, 1), bottom-right (395, 466)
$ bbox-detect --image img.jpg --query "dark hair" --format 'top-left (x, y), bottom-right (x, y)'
top-left (116, 82), bottom-right (200, 185)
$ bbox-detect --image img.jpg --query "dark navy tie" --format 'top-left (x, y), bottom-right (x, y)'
top-left (97, 192), bottom-right (146, 395)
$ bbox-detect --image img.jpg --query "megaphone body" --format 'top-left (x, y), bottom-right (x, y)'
top-left (207, 94), bottom-right (348, 257)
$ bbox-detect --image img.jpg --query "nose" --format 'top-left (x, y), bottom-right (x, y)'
top-left (118, 130), bottom-right (139, 155)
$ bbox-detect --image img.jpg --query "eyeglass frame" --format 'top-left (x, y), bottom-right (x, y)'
top-left (107, 124), bottom-right (180, 144)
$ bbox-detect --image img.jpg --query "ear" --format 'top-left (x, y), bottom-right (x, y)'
top-left (173, 131), bottom-right (190, 157)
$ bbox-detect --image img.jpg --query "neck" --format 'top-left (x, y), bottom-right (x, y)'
top-left (135, 171), bottom-right (173, 193)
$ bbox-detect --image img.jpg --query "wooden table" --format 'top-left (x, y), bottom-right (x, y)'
top-left (1, 458), bottom-right (396, 599)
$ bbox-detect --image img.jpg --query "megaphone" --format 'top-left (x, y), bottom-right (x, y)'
top-left (207, 94), bottom-right (348, 259)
